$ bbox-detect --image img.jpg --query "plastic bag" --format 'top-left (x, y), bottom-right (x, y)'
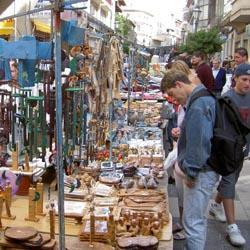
top-left (164, 147), bottom-right (177, 170)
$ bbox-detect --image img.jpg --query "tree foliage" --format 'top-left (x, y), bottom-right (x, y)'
top-left (180, 28), bottom-right (223, 55)
top-left (115, 14), bottom-right (133, 37)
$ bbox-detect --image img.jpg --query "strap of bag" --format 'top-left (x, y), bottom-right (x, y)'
top-left (188, 88), bottom-right (213, 108)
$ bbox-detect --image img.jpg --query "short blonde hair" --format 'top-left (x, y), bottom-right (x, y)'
top-left (171, 60), bottom-right (191, 75)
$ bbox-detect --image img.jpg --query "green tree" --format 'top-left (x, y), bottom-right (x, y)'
top-left (180, 28), bottom-right (223, 55)
top-left (115, 14), bottom-right (133, 37)
top-left (115, 14), bottom-right (134, 54)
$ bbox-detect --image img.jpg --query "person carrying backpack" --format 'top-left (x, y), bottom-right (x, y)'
top-left (161, 69), bottom-right (219, 250)
top-left (209, 63), bottom-right (250, 247)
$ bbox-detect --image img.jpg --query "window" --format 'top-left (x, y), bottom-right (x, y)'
top-left (90, 4), bottom-right (97, 16)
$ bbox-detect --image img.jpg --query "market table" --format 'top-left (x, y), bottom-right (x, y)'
top-left (0, 185), bottom-right (173, 249)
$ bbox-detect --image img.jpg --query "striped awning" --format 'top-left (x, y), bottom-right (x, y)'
top-left (33, 20), bottom-right (51, 34)
top-left (0, 19), bottom-right (14, 35)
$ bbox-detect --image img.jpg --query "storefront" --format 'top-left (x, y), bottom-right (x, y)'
top-left (0, 19), bottom-right (14, 40)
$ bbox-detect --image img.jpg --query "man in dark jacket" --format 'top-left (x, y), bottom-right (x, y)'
top-left (212, 58), bottom-right (226, 95)
top-left (191, 51), bottom-right (215, 91)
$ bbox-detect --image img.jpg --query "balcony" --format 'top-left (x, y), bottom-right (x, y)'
top-left (0, 0), bottom-right (14, 15)
top-left (230, 0), bottom-right (250, 22)
top-left (222, 0), bottom-right (250, 32)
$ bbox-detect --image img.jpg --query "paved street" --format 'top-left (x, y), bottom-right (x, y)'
top-left (168, 159), bottom-right (250, 250)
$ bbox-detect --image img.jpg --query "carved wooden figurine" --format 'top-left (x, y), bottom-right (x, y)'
top-left (158, 212), bottom-right (164, 228)
top-left (123, 210), bottom-right (131, 227)
top-left (151, 221), bottom-right (161, 238)
top-left (116, 217), bottom-right (127, 236)
top-left (150, 214), bottom-right (159, 224)
top-left (128, 218), bottom-right (139, 236)
top-left (141, 217), bottom-right (151, 236)
top-left (138, 212), bottom-right (144, 227)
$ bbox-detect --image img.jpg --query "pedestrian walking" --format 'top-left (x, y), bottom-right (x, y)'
top-left (191, 51), bottom-right (215, 91)
top-left (161, 69), bottom-right (219, 250)
top-left (209, 63), bottom-right (250, 247)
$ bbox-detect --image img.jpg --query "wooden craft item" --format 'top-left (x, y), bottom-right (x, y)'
top-left (36, 182), bottom-right (46, 216)
top-left (141, 217), bottom-right (151, 236)
top-left (151, 221), bottom-right (161, 238)
top-left (81, 220), bottom-right (108, 235)
top-left (158, 212), bottom-right (164, 228)
top-left (11, 147), bottom-right (18, 170)
top-left (21, 233), bottom-right (43, 247)
top-left (21, 234), bottom-right (51, 248)
top-left (0, 236), bottom-right (55, 250)
top-left (108, 207), bottom-right (116, 247)
top-left (128, 218), bottom-right (139, 236)
top-left (39, 234), bottom-right (51, 246)
top-left (24, 153), bottom-right (30, 171)
top-left (41, 239), bottom-right (56, 250)
top-left (99, 175), bottom-right (121, 185)
top-left (89, 205), bottom-right (95, 247)
top-left (123, 197), bottom-right (166, 209)
top-left (4, 226), bottom-right (38, 241)
top-left (92, 182), bottom-right (115, 197)
top-left (93, 197), bottom-right (119, 207)
top-left (129, 196), bottom-right (163, 203)
top-left (117, 235), bottom-right (158, 250)
top-left (25, 187), bottom-right (39, 222)
top-left (0, 195), bottom-right (3, 229)
top-left (123, 210), bottom-right (131, 227)
top-left (119, 189), bottom-right (165, 197)
top-left (116, 217), bottom-right (127, 236)
top-left (4, 184), bottom-right (12, 207)
top-left (55, 200), bottom-right (87, 223)
top-left (64, 186), bottom-right (88, 200)
top-left (0, 186), bottom-right (16, 220)
top-left (49, 209), bottom-right (55, 239)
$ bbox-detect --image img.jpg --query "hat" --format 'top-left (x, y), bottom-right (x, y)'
top-left (234, 63), bottom-right (250, 76)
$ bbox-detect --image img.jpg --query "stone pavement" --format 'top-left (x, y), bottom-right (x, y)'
top-left (168, 159), bottom-right (250, 250)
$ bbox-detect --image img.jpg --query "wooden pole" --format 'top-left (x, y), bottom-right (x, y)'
top-left (2, 186), bottom-right (15, 220)
top-left (49, 209), bottom-right (56, 239)
top-left (0, 195), bottom-right (3, 229)
top-left (36, 182), bottom-right (46, 216)
top-left (25, 152), bottom-right (30, 171)
top-left (108, 207), bottom-right (116, 247)
top-left (55, 1), bottom-right (65, 249)
top-left (89, 205), bottom-right (95, 247)
top-left (25, 187), bottom-right (39, 222)
top-left (12, 143), bottom-right (18, 170)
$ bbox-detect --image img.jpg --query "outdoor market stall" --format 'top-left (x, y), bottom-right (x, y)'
top-left (0, 1), bottom-right (173, 249)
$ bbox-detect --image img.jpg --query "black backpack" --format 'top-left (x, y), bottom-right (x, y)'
top-left (189, 89), bottom-right (250, 176)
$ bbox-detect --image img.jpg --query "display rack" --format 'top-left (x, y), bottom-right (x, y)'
top-left (0, 2), bottom-right (173, 250)
top-left (0, 1), bottom-right (88, 249)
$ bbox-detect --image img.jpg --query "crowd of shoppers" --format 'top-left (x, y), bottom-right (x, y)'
top-left (159, 47), bottom-right (250, 249)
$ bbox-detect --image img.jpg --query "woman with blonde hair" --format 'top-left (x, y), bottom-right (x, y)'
top-left (171, 60), bottom-right (200, 84)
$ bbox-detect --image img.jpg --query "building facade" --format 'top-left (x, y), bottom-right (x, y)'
top-left (221, 0), bottom-right (250, 59)
top-left (122, 8), bottom-right (154, 46)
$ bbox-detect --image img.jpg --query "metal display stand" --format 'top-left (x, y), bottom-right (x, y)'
top-left (0, 1), bottom-right (87, 249)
